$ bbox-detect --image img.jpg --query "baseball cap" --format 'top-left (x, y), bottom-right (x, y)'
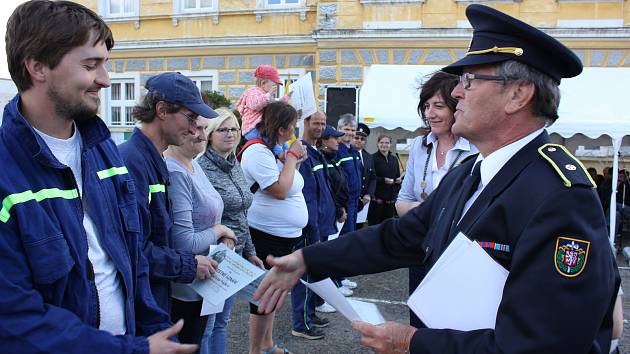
top-left (145, 72), bottom-right (218, 118)
top-left (321, 125), bottom-right (344, 139)
top-left (254, 65), bottom-right (282, 85)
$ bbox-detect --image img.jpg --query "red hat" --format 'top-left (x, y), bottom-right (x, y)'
top-left (254, 65), bottom-right (282, 85)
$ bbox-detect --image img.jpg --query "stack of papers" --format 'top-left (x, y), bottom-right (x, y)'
top-left (407, 233), bottom-right (509, 331)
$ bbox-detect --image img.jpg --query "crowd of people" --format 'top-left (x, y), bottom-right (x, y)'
top-left (0, 1), bottom-right (625, 354)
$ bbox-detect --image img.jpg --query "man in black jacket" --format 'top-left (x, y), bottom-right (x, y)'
top-left (352, 123), bottom-right (376, 229)
top-left (254, 4), bottom-right (619, 354)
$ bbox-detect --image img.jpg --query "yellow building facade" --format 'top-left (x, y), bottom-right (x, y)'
top-left (78, 0), bottom-right (630, 141)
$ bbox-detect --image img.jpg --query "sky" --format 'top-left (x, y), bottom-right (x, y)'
top-left (1, 1), bottom-right (28, 79)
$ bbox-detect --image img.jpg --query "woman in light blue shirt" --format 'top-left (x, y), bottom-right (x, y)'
top-left (164, 117), bottom-right (237, 347)
top-left (395, 71), bottom-right (477, 328)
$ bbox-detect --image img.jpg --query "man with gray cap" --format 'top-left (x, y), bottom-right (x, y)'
top-left (253, 4), bottom-right (618, 353)
top-left (119, 72), bottom-right (219, 314)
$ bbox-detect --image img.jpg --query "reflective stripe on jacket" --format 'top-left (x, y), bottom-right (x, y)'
top-left (0, 95), bottom-right (170, 354)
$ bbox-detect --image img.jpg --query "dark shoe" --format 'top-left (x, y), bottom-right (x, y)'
top-left (291, 328), bottom-right (325, 340)
top-left (310, 315), bottom-right (330, 328)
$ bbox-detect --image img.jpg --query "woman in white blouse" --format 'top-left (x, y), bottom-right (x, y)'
top-left (395, 71), bottom-right (477, 327)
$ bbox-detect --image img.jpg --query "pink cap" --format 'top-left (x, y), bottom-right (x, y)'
top-left (254, 65), bottom-right (282, 85)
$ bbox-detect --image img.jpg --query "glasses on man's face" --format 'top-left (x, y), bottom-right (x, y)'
top-left (459, 73), bottom-right (508, 90)
top-left (178, 111), bottom-right (198, 126)
top-left (216, 127), bottom-right (240, 135)
top-left (354, 136), bottom-right (366, 141)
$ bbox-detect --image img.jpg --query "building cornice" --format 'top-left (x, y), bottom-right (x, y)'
top-left (111, 27), bottom-right (630, 52)
top-left (313, 27), bottom-right (630, 41)
top-left (112, 35), bottom-right (317, 51)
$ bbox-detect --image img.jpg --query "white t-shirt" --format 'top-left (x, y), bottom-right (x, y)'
top-left (241, 143), bottom-right (307, 237)
top-left (35, 125), bottom-right (126, 335)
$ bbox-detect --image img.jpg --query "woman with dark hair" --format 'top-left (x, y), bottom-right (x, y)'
top-left (368, 134), bottom-right (401, 225)
top-left (395, 71), bottom-right (477, 328)
top-left (240, 101), bottom-right (307, 354)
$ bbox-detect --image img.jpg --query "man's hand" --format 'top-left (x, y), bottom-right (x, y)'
top-left (253, 250), bottom-right (307, 314)
top-left (194, 255), bottom-right (218, 280)
top-left (148, 319), bottom-right (198, 354)
top-left (248, 255), bottom-right (265, 269)
top-left (361, 194), bottom-right (371, 205)
top-left (352, 321), bottom-right (417, 354)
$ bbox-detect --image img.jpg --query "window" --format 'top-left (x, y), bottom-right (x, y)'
top-left (266, 0), bottom-right (300, 7)
top-left (183, 0), bottom-right (214, 11)
top-left (106, 80), bottom-right (136, 127)
top-left (175, 0), bottom-right (218, 14)
top-left (101, 0), bottom-right (138, 17)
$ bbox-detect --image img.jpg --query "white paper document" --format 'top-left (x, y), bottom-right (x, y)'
top-left (289, 73), bottom-right (317, 120)
top-left (302, 278), bottom-right (385, 325)
top-left (191, 244), bottom-right (265, 306)
top-left (200, 298), bottom-right (224, 316)
top-left (407, 232), bottom-right (509, 331)
top-left (328, 221), bottom-right (345, 241)
top-left (356, 201), bottom-right (370, 224)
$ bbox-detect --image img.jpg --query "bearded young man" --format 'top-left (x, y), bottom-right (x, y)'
top-left (0, 1), bottom-right (196, 353)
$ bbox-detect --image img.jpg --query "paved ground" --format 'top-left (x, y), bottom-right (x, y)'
top-left (224, 263), bottom-right (630, 354)
top-left (226, 268), bottom-right (409, 354)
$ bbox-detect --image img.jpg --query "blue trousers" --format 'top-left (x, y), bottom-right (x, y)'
top-left (291, 238), bottom-right (317, 332)
top-left (200, 295), bottom-right (236, 354)
top-left (335, 201), bottom-right (357, 286)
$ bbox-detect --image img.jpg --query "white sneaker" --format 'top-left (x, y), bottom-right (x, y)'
top-left (338, 285), bottom-right (353, 297)
top-left (316, 302), bottom-right (337, 313)
top-left (341, 279), bottom-right (357, 289)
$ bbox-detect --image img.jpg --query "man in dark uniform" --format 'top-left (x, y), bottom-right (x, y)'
top-left (353, 123), bottom-right (376, 229)
top-left (254, 4), bottom-right (619, 354)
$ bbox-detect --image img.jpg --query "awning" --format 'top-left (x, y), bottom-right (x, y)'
top-left (359, 65), bottom-right (443, 131)
top-left (359, 65), bottom-right (630, 139)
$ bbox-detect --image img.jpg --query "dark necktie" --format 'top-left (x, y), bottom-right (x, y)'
top-left (449, 162), bottom-right (481, 236)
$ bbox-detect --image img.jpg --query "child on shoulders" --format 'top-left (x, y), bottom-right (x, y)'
top-left (236, 65), bottom-right (291, 158)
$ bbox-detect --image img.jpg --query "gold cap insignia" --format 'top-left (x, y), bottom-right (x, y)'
top-left (466, 46), bottom-right (524, 57)
top-left (565, 164), bottom-right (577, 171)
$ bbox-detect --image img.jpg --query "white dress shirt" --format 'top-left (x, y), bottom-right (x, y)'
top-left (461, 127), bottom-right (545, 218)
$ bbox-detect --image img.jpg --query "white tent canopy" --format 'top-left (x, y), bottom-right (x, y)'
top-left (359, 65), bottom-right (630, 246)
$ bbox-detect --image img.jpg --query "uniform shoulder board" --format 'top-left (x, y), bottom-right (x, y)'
top-left (537, 143), bottom-right (596, 188)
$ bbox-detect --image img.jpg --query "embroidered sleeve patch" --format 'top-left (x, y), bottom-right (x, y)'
top-left (554, 237), bottom-right (590, 277)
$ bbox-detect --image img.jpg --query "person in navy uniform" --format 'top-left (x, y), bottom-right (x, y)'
top-left (353, 123), bottom-right (376, 229)
top-left (253, 4), bottom-right (619, 354)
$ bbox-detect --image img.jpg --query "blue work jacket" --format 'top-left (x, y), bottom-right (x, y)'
top-left (298, 142), bottom-right (337, 243)
top-left (0, 95), bottom-right (171, 353)
top-left (119, 128), bottom-right (196, 312)
top-left (336, 143), bottom-right (362, 213)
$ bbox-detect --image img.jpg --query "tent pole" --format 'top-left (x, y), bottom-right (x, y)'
top-left (609, 137), bottom-right (621, 252)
